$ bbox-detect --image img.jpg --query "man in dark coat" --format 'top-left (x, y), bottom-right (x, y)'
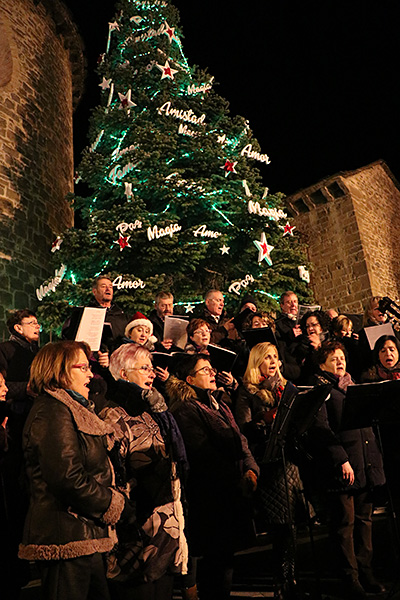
top-left (63, 276), bottom-right (129, 351)
top-left (90, 276), bottom-right (129, 348)
top-left (195, 289), bottom-right (239, 347)
top-left (148, 291), bottom-right (175, 351)
top-left (274, 291), bottom-right (303, 359)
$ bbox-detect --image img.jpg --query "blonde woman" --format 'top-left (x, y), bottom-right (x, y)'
top-left (236, 342), bottom-right (307, 600)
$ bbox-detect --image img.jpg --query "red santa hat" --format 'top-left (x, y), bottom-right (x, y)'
top-left (124, 312), bottom-right (157, 343)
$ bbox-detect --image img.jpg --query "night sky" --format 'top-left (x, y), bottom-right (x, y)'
top-left (65, 0), bottom-right (400, 196)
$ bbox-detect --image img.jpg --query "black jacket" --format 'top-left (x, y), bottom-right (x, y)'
top-left (166, 376), bottom-right (259, 554)
top-left (307, 370), bottom-right (385, 492)
top-left (19, 388), bottom-right (124, 561)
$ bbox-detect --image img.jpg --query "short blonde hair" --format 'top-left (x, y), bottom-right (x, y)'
top-left (243, 342), bottom-right (283, 386)
top-left (29, 340), bottom-right (91, 394)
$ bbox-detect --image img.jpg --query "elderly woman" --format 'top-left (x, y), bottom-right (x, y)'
top-left (166, 353), bottom-right (259, 600)
top-left (236, 342), bottom-right (307, 599)
top-left (100, 343), bottom-right (190, 600)
top-left (307, 340), bottom-right (385, 598)
top-left (18, 341), bottom-right (127, 600)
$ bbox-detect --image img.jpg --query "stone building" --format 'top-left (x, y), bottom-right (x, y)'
top-left (285, 159), bottom-right (400, 314)
top-left (0, 0), bottom-right (84, 334)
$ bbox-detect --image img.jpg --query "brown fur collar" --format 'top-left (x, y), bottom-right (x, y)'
top-left (166, 375), bottom-right (199, 411)
top-left (44, 388), bottom-right (115, 447)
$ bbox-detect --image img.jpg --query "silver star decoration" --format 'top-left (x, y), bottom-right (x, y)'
top-left (184, 303), bottom-right (195, 313)
top-left (99, 77), bottom-right (112, 90)
top-left (220, 244), bottom-right (230, 255)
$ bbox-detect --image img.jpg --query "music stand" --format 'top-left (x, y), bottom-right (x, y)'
top-left (262, 382), bottom-right (332, 599)
top-left (342, 380), bottom-right (400, 600)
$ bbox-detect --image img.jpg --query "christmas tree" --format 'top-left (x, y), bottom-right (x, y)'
top-left (37, 0), bottom-right (312, 333)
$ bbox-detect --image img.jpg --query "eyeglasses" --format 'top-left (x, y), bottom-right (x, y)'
top-left (193, 329), bottom-right (212, 335)
top-left (192, 366), bottom-right (217, 376)
top-left (71, 363), bottom-right (92, 373)
top-left (21, 320), bottom-right (40, 327)
top-left (126, 366), bottom-right (156, 374)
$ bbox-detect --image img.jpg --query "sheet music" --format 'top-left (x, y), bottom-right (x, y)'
top-left (75, 307), bottom-right (107, 351)
top-left (163, 315), bottom-right (188, 349)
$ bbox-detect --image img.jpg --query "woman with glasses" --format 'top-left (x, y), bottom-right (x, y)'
top-left (185, 318), bottom-right (237, 391)
top-left (99, 343), bottom-right (190, 600)
top-left (18, 341), bottom-right (128, 600)
top-left (235, 342), bottom-right (308, 599)
top-left (166, 353), bottom-right (259, 600)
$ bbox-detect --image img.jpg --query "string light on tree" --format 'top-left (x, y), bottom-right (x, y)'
top-left (36, 0), bottom-right (313, 335)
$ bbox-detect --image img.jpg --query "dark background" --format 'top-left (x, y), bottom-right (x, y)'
top-left (64, 0), bottom-right (400, 196)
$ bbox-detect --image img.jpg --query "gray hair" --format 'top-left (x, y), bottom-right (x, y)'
top-left (109, 344), bottom-right (151, 380)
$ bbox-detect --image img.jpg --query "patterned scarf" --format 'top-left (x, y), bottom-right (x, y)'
top-left (377, 364), bottom-right (400, 381)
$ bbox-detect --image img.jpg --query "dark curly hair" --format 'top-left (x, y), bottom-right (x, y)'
top-left (300, 310), bottom-right (331, 335)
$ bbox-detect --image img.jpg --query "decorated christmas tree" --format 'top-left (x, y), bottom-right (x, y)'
top-left (37, 0), bottom-right (312, 333)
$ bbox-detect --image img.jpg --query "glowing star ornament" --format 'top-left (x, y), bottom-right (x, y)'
top-left (99, 77), bottom-right (112, 90)
top-left (51, 236), bottom-right (63, 253)
top-left (108, 21), bottom-right (120, 31)
top-left (220, 244), bottom-right (230, 255)
top-left (253, 232), bottom-right (274, 265)
top-left (115, 235), bottom-right (131, 251)
top-left (282, 222), bottom-right (296, 236)
top-left (156, 61), bottom-right (178, 80)
top-left (221, 159), bottom-right (237, 177)
top-left (163, 21), bottom-right (177, 43)
top-left (184, 303), bottom-right (195, 314)
top-left (118, 89), bottom-right (136, 111)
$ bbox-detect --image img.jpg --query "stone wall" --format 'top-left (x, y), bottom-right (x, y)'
top-left (285, 160), bottom-right (400, 314)
top-left (0, 0), bottom-right (83, 334)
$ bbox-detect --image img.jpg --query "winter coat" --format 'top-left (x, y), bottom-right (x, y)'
top-left (0, 333), bottom-right (38, 402)
top-left (235, 380), bottom-right (308, 525)
top-left (19, 388), bottom-right (125, 561)
top-left (100, 379), bottom-right (188, 583)
top-left (165, 376), bottom-right (259, 555)
top-left (307, 370), bottom-right (385, 493)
